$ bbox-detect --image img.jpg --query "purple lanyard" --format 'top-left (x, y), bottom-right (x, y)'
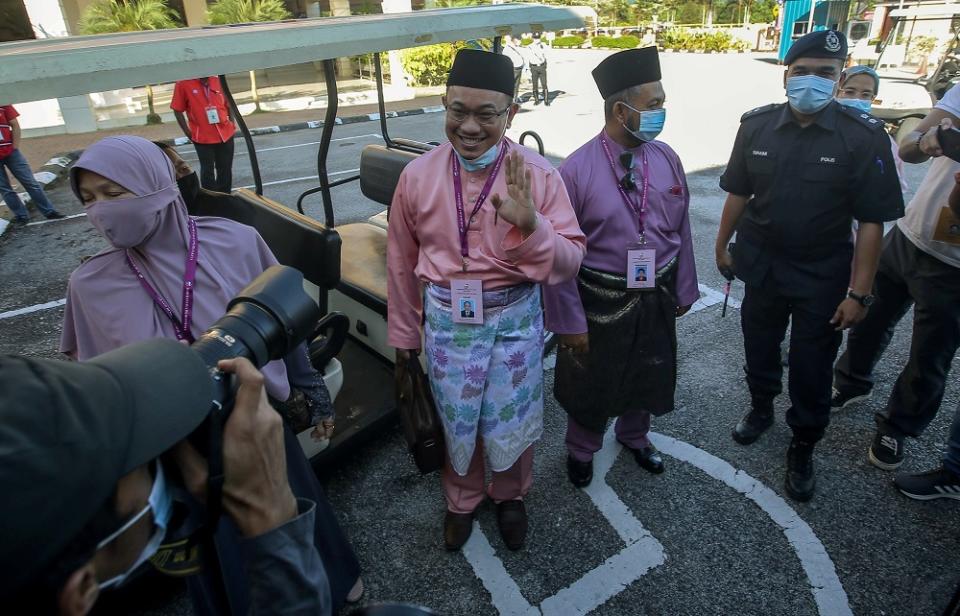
top-left (200, 80), bottom-right (214, 104)
top-left (451, 140), bottom-right (509, 271)
top-left (600, 132), bottom-right (649, 242)
top-left (125, 217), bottom-right (199, 343)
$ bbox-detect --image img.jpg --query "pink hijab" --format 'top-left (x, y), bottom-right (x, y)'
top-left (60, 136), bottom-right (291, 400)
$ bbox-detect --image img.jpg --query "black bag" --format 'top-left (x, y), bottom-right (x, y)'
top-left (395, 354), bottom-right (445, 474)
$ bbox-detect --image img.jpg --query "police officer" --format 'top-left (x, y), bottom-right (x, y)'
top-left (715, 30), bottom-right (904, 501)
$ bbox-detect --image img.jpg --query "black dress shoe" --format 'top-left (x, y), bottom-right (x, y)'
top-left (45, 211), bottom-right (65, 220)
top-left (443, 511), bottom-right (474, 551)
top-left (496, 500), bottom-right (528, 551)
top-left (567, 455), bottom-right (593, 487)
top-left (732, 408), bottom-right (774, 445)
top-left (628, 444), bottom-right (665, 474)
top-left (784, 438), bottom-right (816, 502)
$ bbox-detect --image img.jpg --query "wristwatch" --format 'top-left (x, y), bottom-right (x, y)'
top-left (847, 289), bottom-right (875, 307)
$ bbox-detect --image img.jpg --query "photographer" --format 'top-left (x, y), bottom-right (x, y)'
top-left (0, 339), bottom-right (331, 615)
top-left (59, 136), bottom-right (362, 611)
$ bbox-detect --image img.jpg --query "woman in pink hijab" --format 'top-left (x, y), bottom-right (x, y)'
top-left (59, 135), bottom-right (362, 611)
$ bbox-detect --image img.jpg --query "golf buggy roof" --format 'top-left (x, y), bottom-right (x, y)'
top-left (0, 4), bottom-right (590, 105)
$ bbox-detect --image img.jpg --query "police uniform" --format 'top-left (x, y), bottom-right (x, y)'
top-left (719, 31), bottom-right (904, 455)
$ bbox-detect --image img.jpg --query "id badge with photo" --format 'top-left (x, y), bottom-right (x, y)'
top-left (451, 279), bottom-right (483, 324)
top-left (932, 207), bottom-right (960, 246)
top-left (626, 246), bottom-right (656, 290)
top-left (205, 107), bottom-right (220, 125)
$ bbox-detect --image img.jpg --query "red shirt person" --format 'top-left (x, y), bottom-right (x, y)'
top-left (171, 77), bottom-right (237, 193)
top-left (0, 105), bottom-right (62, 226)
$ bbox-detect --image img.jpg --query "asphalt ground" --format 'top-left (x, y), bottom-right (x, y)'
top-left (2, 52), bottom-right (958, 616)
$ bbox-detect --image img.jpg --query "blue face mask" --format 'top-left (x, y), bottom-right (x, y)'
top-left (621, 104), bottom-right (666, 142)
top-left (456, 142), bottom-right (500, 172)
top-left (837, 97), bottom-right (872, 114)
top-left (97, 462), bottom-right (174, 590)
top-left (786, 75), bottom-right (837, 115)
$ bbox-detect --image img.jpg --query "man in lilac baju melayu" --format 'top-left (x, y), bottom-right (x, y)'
top-left (543, 48), bottom-right (699, 487)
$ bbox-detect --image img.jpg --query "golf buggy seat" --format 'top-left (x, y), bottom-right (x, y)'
top-left (335, 145), bottom-right (419, 317)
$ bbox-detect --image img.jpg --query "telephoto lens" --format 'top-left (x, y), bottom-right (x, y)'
top-left (191, 265), bottom-right (320, 372)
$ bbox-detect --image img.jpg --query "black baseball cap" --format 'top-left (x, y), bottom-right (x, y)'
top-left (0, 339), bottom-right (214, 596)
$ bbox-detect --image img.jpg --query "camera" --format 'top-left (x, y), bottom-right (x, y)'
top-left (191, 264), bottom-right (321, 404)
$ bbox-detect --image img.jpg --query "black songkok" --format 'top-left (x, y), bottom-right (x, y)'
top-left (591, 47), bottom-right (662, 100)
top-left (446, 48), bottom-right (515, 98)
top-left (783, 30), bottom-right (847, 66)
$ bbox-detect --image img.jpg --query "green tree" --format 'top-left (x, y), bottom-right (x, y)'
top-left (78, 0), bottom-right (182, 124)
top-left (207, 0), bottom-right (292, 112)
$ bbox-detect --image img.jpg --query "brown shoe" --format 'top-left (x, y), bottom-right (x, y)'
top-left (496, 499), bottom-right (528, 551)
top-left (443, 511), bottom-right (474, 551)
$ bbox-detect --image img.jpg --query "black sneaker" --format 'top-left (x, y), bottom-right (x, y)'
top-left (830, 386), bottom-right (871, 410)
top-left (45, 211), bottom-right (65, 220)
top-left (10, 217), bottom-right (28, 228)
top-left (894, 466), bottom-right (960, 501)
top-left (566, 455), bottom-right (593, 488)
top-left (869, 426), bottom-right (905, 471)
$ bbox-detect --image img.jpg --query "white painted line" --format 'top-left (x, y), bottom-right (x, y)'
top-left (0, 218), bottom-right (7, 237)
top-left (26, 213), bottom-right (87, 226)
top-left (649, 432), bottom-right (852, 616)
top-left (461, 422), bottom-right (666, 615)
top-left (238, 168), bottom-right (359, 190)
top-left (0, 298), bottom-right (66, 320)
top-left (423, 105), bottom-right (446, 113)
top-left (34, 171), bottom-right (58, 185)
top-left (462, 529), bottom-right (539, 616)
top-left (45, 156), bottom-right (72, 168)
top-left (177, 134), bottom-right (381, 158)
top-left (687, 283), bottom-right (741, 316)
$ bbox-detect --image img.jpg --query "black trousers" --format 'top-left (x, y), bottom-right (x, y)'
top-left (512, 67), bottom-right (522, 101)
top-left (194, 138), bottom-right (235, 193)
top-left (834, 226), bottom-right (960, 437)
top-left (530, 63), bottom-right (548, 103)
top-left (741, 261), bottom-right (847, 442)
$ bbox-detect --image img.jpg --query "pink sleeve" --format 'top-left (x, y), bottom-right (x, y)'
top-left (500, 166), bottom-right (585, 285)
top-left (542, 163), bottom-right (588, 334)
top-left (386, 172), bottom-right (424, 350)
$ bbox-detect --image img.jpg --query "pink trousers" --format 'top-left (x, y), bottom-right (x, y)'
top-left (443, 440), bottom-right (534, 514)
top-left (565, 410), bottom-right (652, 462)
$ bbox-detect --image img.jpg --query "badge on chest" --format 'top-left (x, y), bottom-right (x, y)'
top-left (451, 279), bottom-right (484, 324)
top-left (626, 246), bottom-right (656, 290)
top-left (205, 107), bottom-right (220, 125)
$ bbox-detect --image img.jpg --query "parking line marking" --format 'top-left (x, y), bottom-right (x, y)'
top-left (177, 133), bottom-right (381, 159)
top-left (650, 433), bottom-right (853, 616)
top-left (688, 283), bottom-right (741, 315)
top-left (0, 298), bottom-right (66, 320)
top-left (461, 425), bottom-right (666, 615)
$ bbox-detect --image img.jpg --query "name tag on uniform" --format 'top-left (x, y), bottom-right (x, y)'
top-left (451, 279), bottom-right (483, 324)
top-left (626, 248), bottom-right (656, 289)
top-left (205, 107), bottom-right (220, 125)
top-left (933, 207), bottom-right (960, 245)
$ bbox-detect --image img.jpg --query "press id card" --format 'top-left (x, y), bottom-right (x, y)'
top-left (626, 248), bottom-right (656, 289)
top-left (451, 279), bottom-right (483, 324)
top-left (205, 107), bottom-right (221, 125)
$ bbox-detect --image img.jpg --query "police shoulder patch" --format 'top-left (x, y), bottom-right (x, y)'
top-left (838, 104), bottom-right (886, 130)
top-left (740, 103), bottom-right (779, 122)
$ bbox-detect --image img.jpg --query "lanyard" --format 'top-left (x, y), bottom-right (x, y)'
top-left (451, 140), bottom-right (509, 271)
top-left (125, 217), bottom-right (199, 343)
top-left (599, 132), bottom-right (649, 242)
top-left (200, 79), bottom-right (216, 104)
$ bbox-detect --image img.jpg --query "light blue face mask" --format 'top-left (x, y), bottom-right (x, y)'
top-left (456, 141), bottom-right (501, 172)
top-left (620, 103), bottom-right (666, 143)
top-left (97, 461), bottom-right (174, 590)
top-left (786, 75), bottom-right (837, 115)
top-left (837, 97), bottom-right (872, 114)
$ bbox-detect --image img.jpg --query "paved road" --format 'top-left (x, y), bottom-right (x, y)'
top-left (1, 51), bottom-right (957, 616)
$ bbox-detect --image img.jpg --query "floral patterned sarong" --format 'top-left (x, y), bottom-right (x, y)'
top-left (424, 282), bottom-right (544, 476)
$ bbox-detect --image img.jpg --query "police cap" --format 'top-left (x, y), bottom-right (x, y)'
top-left (783, 30), bottom-right (847, 66)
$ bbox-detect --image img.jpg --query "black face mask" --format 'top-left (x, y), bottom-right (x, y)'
top-left (177, 172), bottom-right (201, 209)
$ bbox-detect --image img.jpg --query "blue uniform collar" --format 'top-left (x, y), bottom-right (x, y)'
top-left (775, 99), bottom-right (839, 132)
